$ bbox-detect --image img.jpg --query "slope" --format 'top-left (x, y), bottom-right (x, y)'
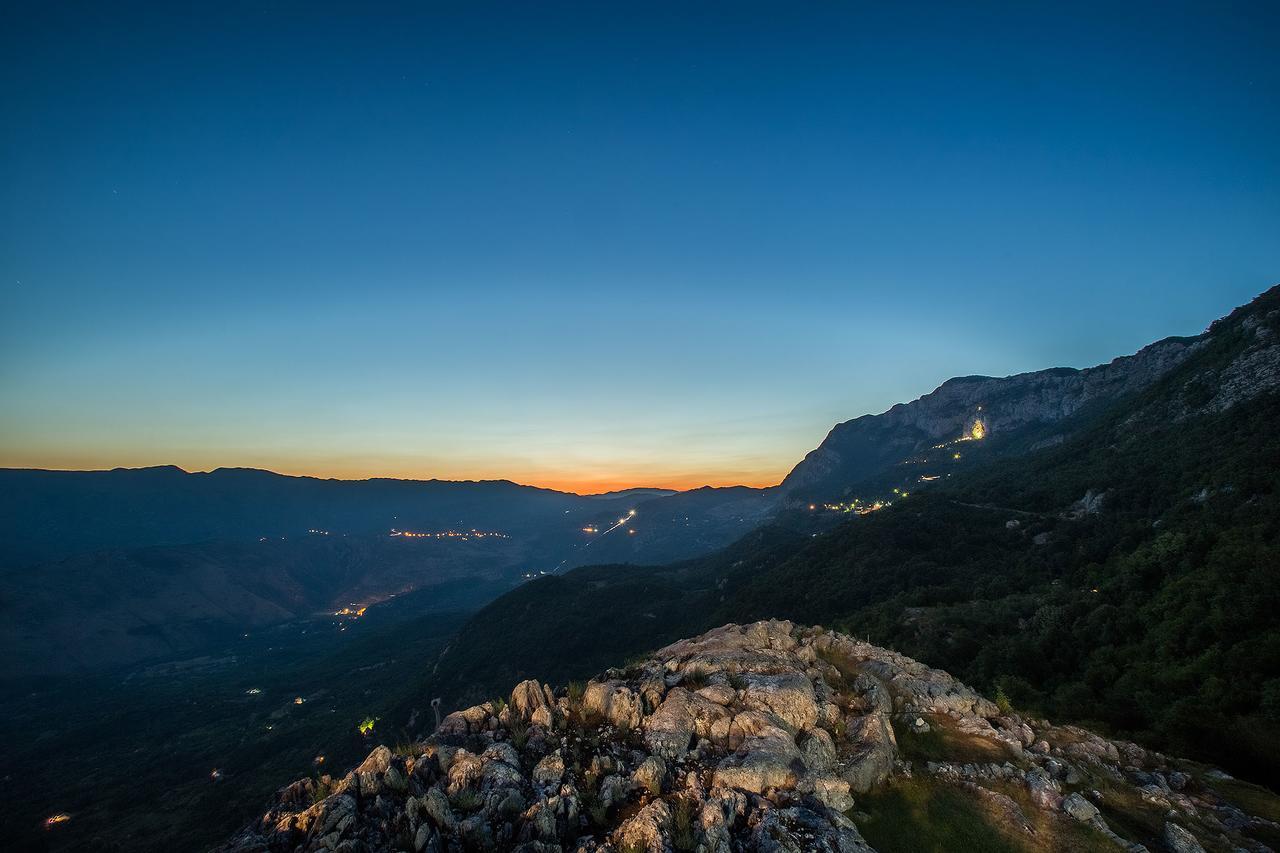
top-left (425, 285), bottom-right (1280, 780)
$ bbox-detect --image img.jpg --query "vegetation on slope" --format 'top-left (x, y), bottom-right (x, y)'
top-left (427, 291), bottom-right (1280, 782)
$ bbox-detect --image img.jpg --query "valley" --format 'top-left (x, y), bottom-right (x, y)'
top-left (1, 593), bottom-right (472, 853)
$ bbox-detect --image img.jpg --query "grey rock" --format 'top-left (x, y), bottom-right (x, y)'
top-left (1164, 822), bottom-right (1207, 853)
top-left (1063, 792), bottom-right (1100, 822)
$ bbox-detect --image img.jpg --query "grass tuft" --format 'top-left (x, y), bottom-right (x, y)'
top-left (682, 666), bottom-right (710, 690)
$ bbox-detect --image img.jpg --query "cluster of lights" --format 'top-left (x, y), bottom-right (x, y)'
top-left (44, 813), bottom-right (71, 829)
top-left (334, 605), bottom-right (367, 618)
top-left (818, 499), bottom-right (889, 515)
top-left (389, 528), bottom-right (508, 540)
top-left (930, 409), bottom-right (988, 450)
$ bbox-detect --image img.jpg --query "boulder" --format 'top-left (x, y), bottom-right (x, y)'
top-left (644, 688), bottom-right (698, 760)
top-left (805, 774), bottom-right (854, 812)
top-left (800, 727), bottom-right (837, 773)
top-left (612, 798), bottom-right (671, 853)
top-left (582, 680), bottom-right (645, 729)
top-left (633, 755), bottom-right (666, 796)
top-left (1062, 792), bottom-right (1099, 822)
top-left (696, 682), bottom-right (737, 706)
top-left (532, 751), bottom-right (564, 787)
top-left (510, 680), bottom-right (551, 721)
top-left (712, 716), bottom-right (804, 794)
top-left (843, 712), bottom-right (896, 793)
top-left (446, 750), bottom-right (483, 796)
top-left (355, 746), bottom-right (392, 797)
top-left (740, 671), bottom-right (819, 732)
top-left (1024, 768), bottom-right (1063, 811)
top-left (1163, 822), bottom-right (1206, 853)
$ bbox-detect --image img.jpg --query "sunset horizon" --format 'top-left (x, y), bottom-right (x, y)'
top-left (3, 3), bottom-right (1278, 850)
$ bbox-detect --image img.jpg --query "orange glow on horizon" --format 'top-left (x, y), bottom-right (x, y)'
top-left (0, 453), bottom-right (786, 496)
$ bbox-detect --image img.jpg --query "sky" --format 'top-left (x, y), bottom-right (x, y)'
top-left (2, 2), bottom-right (1278, 493)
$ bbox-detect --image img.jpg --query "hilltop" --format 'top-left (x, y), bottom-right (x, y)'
top-left (223, 621), bottom-right (1280, 852)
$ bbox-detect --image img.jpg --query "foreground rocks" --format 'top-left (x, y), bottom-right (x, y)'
top-left (222, 621), bottom-right (1279, 853)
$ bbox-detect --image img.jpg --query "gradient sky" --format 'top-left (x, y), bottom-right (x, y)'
top-left (2, 2), bottom-right (1278, 492)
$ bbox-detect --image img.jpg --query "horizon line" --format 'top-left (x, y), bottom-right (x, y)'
top-left (0, 462), bottom-right (785, 497)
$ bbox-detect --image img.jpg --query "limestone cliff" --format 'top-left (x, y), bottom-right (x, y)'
top-left (781, 336), bottom-right (1201, 500)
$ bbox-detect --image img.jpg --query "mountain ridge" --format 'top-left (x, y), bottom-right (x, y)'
top-left (780, 330), bottom-right (1208, 500)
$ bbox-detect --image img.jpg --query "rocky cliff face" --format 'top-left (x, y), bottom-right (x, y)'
top-left (1143, 287), bottom-right (1280, 423)
top-left (222, 621), bottom-right (1277, 853)
top-left (781, 335), bottom-right (1202, 499)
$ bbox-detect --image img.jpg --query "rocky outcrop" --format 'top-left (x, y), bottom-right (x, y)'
top-left (222, 621), bottom-right (1274, 853)
top-left (1166, 289), bottom-right (1280, 420)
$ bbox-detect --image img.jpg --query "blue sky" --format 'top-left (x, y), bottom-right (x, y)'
top-left (2, 2), bottom-right (1277, 491)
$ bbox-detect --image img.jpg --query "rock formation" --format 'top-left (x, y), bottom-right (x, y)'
top-left (781, 334), bottom-right (1201, 499)
top-left (222, 621), bottom-right (1279, 852)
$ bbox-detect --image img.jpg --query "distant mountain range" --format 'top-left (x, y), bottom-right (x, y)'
top-left (4, 287), bottom-right (1277, 688)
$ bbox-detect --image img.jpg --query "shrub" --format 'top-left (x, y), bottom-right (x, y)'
top-left (672, 795), bottom-right (698, 851)
top-left (509, 717), bottom-right (529, 750)
top-left (451, 789), bottom-right (483, 812)
top-left (994, 684), bottom-right (1013, 716)
top-left (310, 777), bottom-right (332, 805)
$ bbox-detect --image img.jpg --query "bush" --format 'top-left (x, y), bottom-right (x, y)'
top-left (994, 684), bottom-right (1013, 716)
